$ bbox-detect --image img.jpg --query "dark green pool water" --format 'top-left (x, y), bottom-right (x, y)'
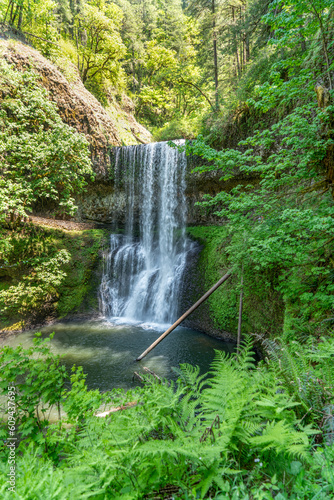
top-left (1, 320), bottom-right (235, 391)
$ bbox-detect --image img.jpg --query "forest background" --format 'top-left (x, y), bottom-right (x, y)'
top-left (1, 0), bottom-right (333, 341)
top-left (0, 0), bottom-right (286, 138)
top-left (1, 0), bottom-right (334, 498)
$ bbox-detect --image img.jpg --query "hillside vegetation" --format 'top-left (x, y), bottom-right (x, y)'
top-left (182, 0), bottom-right (334, 343)
top-left (1, 0), bottom-right (334, 498)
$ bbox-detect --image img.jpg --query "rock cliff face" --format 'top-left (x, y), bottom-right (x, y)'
top-left (76, 150), bottom-right (260, 226)
top-left (179, 241), bottom-right (235, 341)
top-left (0, 37), bottom-right (151, 178)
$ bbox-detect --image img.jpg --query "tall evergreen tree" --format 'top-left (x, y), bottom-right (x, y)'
top-left (187, 0), bottom-right (223, 110)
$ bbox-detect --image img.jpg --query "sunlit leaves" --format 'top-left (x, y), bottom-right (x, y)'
top-left (0, 60), bottom-right (93, 220)
top-left (74, 1), bottom-right (126, 85)
top-left (264, 0), bottom-right (333, 48)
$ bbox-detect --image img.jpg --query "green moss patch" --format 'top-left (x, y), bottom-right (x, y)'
top-left (0, 224), bottom-right (107, 331)
top-left (187, 226), bottom-right (237, 333)
top-left (55, 228), bottom-right (107, 317)
top-left (187, 226), bottom-right (284, 337)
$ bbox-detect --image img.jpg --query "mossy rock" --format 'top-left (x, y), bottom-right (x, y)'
top-left (184, 226), bottom-right (284, 339)
top-left (0, 225), bottom-right (108, 332)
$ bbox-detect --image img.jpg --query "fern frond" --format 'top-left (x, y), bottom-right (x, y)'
top-left (234, 336), bottom-right (256, 370)
top-left (173, 363), bottom-right (208, 396)
top-left (249, 419), bottom-right (311, 459)
top-left (306, 336), bottom-right (334, 361)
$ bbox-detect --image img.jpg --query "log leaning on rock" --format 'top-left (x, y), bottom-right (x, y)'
top-left (136, 271), bottom-right (232, 361)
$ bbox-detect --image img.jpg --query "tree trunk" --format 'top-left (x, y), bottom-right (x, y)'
top-left (245, 34), bottom-right (250, 62)
top-left (4, 0), bottom-right (13, 24)
top-left (237, 272), bottom-right (244, 354)
top-left (212, 0), bottom-right (219, 111)
top-left (310, 4), bottom-right (333, 91)
top-left (17, 6), bottom-right (23, 30)
top-left (136, 271), bottom-right (232, 361)
top-left (232, 7), bottom-right (241, 78)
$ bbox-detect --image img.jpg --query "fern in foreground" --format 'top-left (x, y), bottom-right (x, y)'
top-left (2, 335), bottom-right (331, 499)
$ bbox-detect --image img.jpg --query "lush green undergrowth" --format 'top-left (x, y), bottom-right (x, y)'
top-left (0, 224), bottom-right (107, 331)
top-left (0, 59), bottom-right (93, 223)
top-left (181, 0), bottom-right (334, 342)
top-left (0, 334), bottom-right (334, 499)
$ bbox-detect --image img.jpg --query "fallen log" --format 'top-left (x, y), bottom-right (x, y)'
top-left (133, 371), bottom-right (145, 383)
top-left (143, 367), bottom-right (162, 383)
top-left (95, 401), bottom-right (137, 418)
top-left (136, 270), bottom-right (232, 361)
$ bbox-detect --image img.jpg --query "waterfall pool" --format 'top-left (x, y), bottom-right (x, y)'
top-left (1, 319), bottom-right (235, 391)
top-left (0, 141), bottom-right (236, 394)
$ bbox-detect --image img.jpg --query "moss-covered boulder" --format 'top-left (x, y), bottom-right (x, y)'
top-left (0, 222), bottom-right (108, 333)
top-left (181, 226), bottom-right (285, 341)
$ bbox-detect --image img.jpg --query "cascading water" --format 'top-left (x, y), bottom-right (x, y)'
top-left (100, 141), bottom-right (192, 325)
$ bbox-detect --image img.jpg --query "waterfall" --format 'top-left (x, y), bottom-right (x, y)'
top-left (100, 141), bottom-right (191, 325)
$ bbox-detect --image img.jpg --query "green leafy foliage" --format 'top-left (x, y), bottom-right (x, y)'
top-left (182, 4), bottom-right (334, 335)
top-left (263, 0), bottom-right (333, 91)
top-left (0, 1), bottom-right (334, 496)
top-left (0, 333), bottom-right (68, 451)
top-left (0, 60), bottom-right (93, 222)
top-left (0, 0), bottom-right (213, 132)
top-left (1, 336), bottom-right (333, 498)
top-left (0, 334), bottom-right (102, 461)
top-left (73, 0), bottom-right (126, 89)
top-left (1, 0), bottom-right (332, 134)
